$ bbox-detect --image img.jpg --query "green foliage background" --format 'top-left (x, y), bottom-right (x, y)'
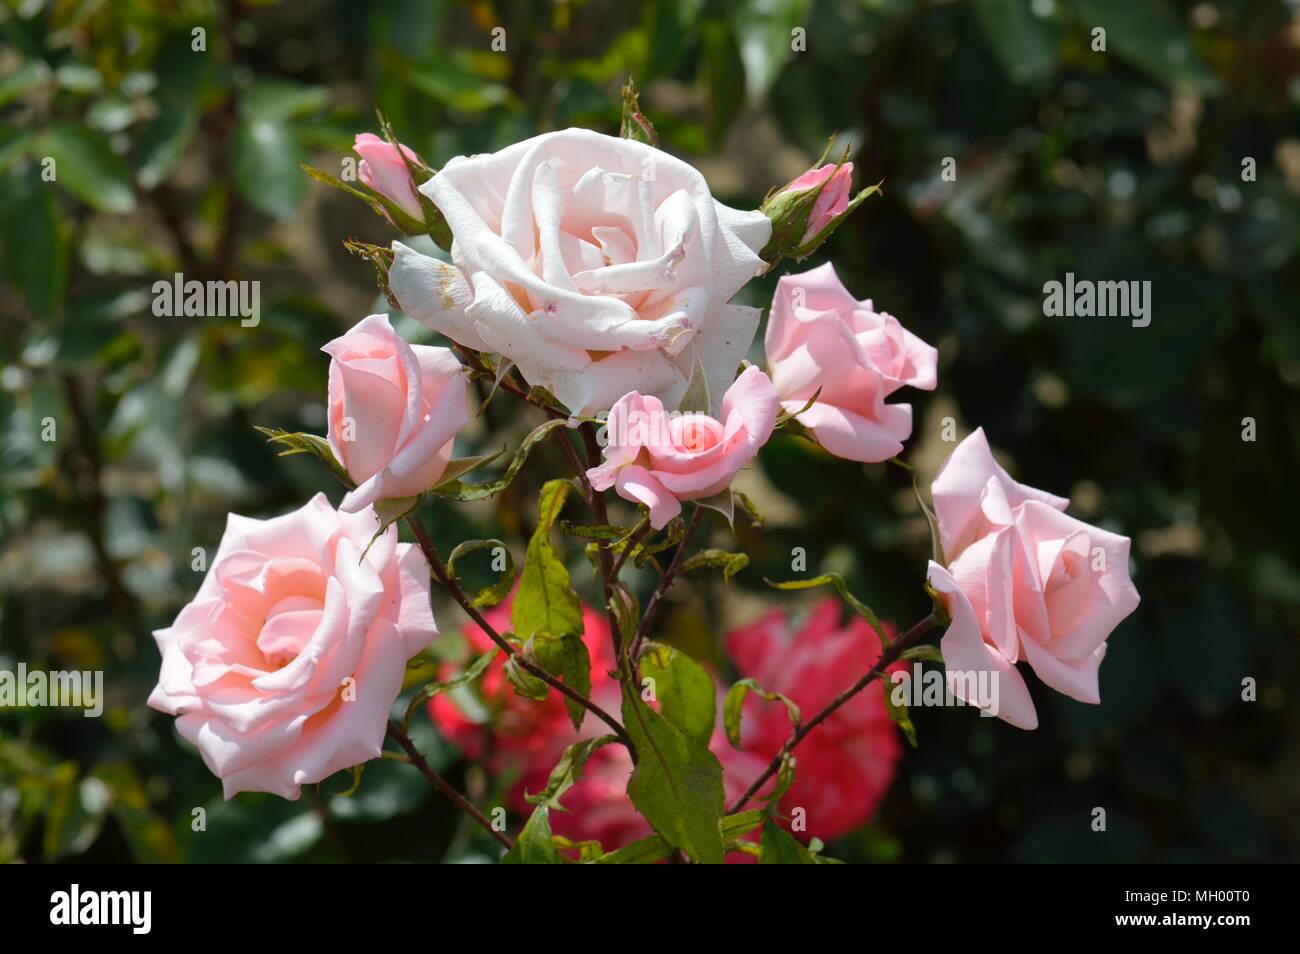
top-left (1, 0), bottom-right (1297, 863)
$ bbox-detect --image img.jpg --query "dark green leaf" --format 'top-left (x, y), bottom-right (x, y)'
top-left (639, 642), bottom-right (716, 748)
top-left (622, 688), bottom-right (726, 864)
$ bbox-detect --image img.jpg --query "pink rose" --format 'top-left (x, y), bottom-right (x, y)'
top-left (353, 133), bottom-right (424, 222)
top-left (926, 429), bottom-right (1140, 730)
top-left (722, 599), bottom-right (902, 842)
top-left (148, 493), bottom-right (438, 799)
top-left (777, 162), bottom-right (853, 243)
top-left (586, 366), bottom-right (779, 529)
top-left (765, 262), bottom-right (937, 463)
top-left (324, 314), bottom-right (469, 513)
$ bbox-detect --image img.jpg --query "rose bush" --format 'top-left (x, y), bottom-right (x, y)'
top-left (148, 99), bottom-right (1141, 863)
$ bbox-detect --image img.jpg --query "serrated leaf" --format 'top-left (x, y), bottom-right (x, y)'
top-left (501, 805), bottom-right (560, 864)
top-left (525, 735), bottom-right (618, 811)
top-left (639, 642), bottom-right (716, 748)
top-left (446, 538), bottom-right (515, 608)
top-left (678, 547), bottom-right (748, 583)
top-left (513, 479), bottom-right (587, 728)
top-left (254, 426), bottom-right (354, 488)
top-left (622, 688), bottom-right (726, 864)
top-left (723, 677), bottom-right (800, 750)
top-left (759, 820), bottom-right (817, 864)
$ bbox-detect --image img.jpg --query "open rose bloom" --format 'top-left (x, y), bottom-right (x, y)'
top-left (766, 263), bottom-right (936, 462)
top-left (148, 494), bottom-right (438, 799)
top-left (587, 365), bottom-right (779, 528)
top-left (926, 429), bottom-right (1140, 730)
top-left (388, 128), bottom-right (771, 416)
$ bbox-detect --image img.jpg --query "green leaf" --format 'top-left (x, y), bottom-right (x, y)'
top-left (504, 656), bottom-right (550, 701)
top-left (512, 482), bottom-right (585, 672)
top-left (592, 809), bottom-right (761, 864)
top-left (232, 119), bottom-right (306, 220)
top-left (431, 418), bottom-right (567, 501)
top-left (446, 538), bottom-right (516, 608)
top-left (42, 764), bottom-right (108, 860)
top-left (723, 677), bottom-right (800, 750)
top-left (759, 820), bottom-right (817, 864)
top-left (694, 490), bottom-right (734, 527)
top-left (501, 805), bottom-right (561, 864)
top-left (403, 647), bottom-right (499, 731)
top-left (767, 572), bottom-right (889, 649)
top-left (254, 426), bottom-right (354, 488)
top-left (525, 735), bottom-right (618, 811)
top-left (622, 688), bottom-right (726, 864)
top-left (527, 630), bottom-right (593, 730)
top-left (594, 832), bottom-right (674, 864)
top-left (364, 494), bottom-right (423, 557)
top-left (639, 642), bottom-right (717, 748)
top-left (677, 547), bottom-right (748, 583)
top-left (36, 124), bottom-right (136, 213)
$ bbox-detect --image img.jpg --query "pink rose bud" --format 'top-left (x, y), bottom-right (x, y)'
top-left (765, 262), bottom-right (937, 463)
top-left (586, 366), bottom-right (780, 529)
top-left (323, 314), bottom-right (469, 512)
top-left (761, 160), bottom-right (880, 263)
top-left (353, 132), bottom-right (425, 222)
top-left (926, 429), bottom-right (1140, 731)
top-left (148, 493), bottom-right (438, 799)
top-left (779, 162), bottom-right (853, 242)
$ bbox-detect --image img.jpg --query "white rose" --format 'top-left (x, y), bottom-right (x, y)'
top-left (388, 129), bottom-right (771, 416)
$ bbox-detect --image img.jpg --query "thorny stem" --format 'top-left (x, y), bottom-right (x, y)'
top-left (386, 719), bottom-right (515, 852)
top-left (728, 613), bottom-right (939, 814)
top-left (404, 515), bottom-right (634, 754)
top-left (608, 519), bottom-right (651, 580)
top-left (629, 505), bottom-right (703, 661)
top-left (579, 424), bottom-right (633, 672)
